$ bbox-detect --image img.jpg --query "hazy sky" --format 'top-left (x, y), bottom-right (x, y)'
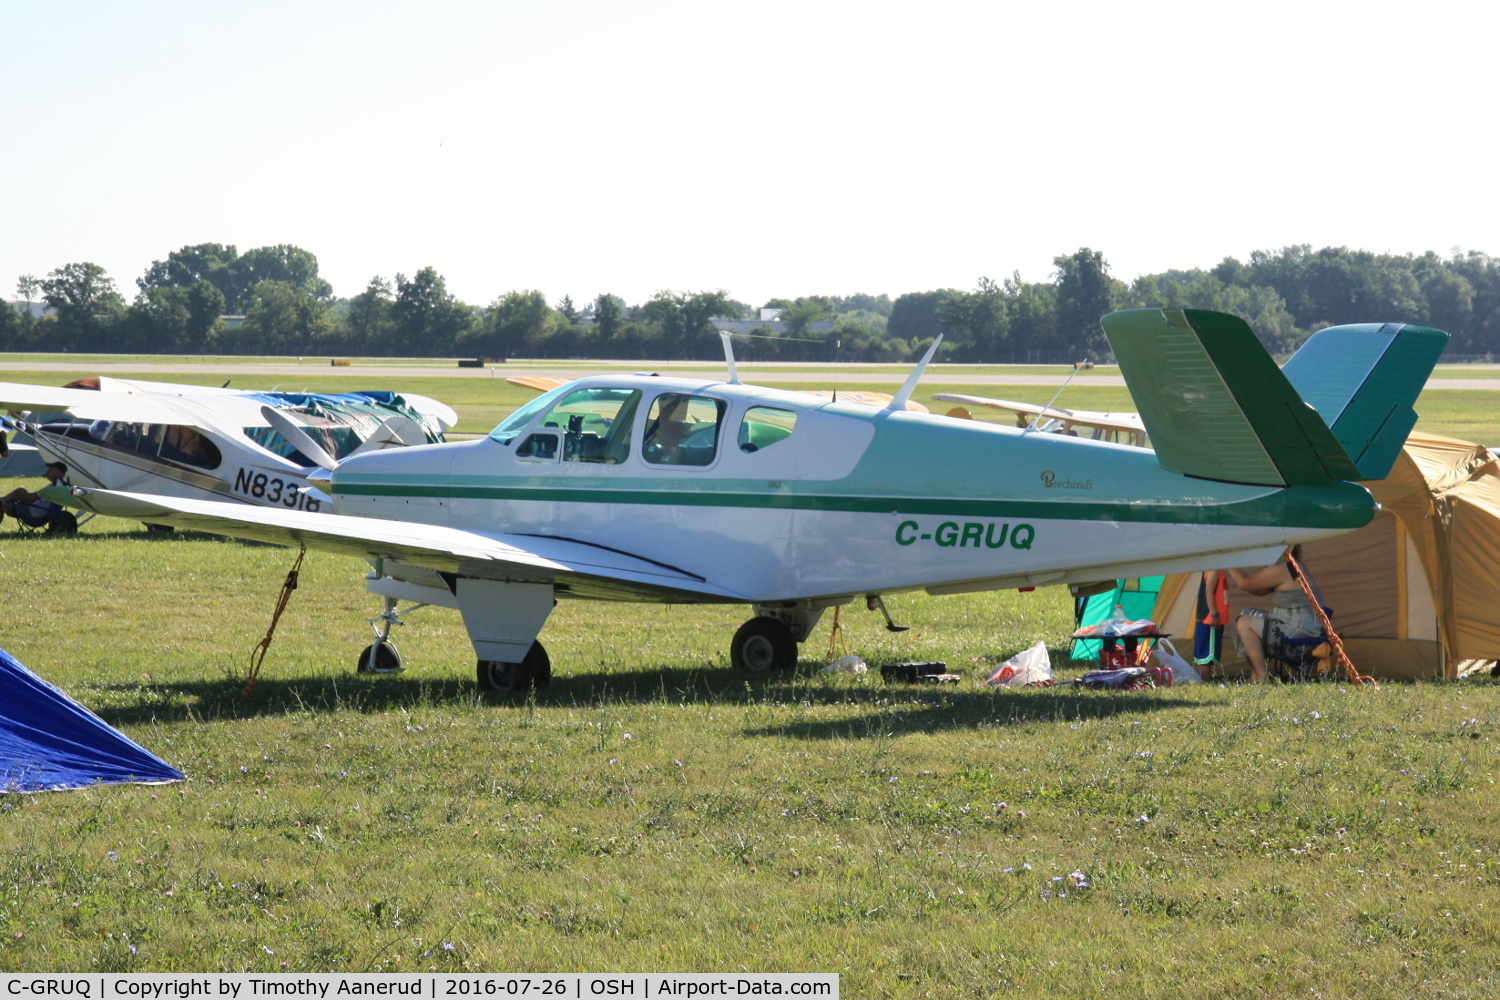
top-left (4, 0), bottom-right (1496, 308)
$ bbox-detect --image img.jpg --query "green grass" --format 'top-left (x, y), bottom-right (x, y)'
top-left (1430, 367), bottom-right (1500, 378)
top-left (0, 520), bottom-right (1497, 994)
top-left (0, 357), bottom-right (1497, 990)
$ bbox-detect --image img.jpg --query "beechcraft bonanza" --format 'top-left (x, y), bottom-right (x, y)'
top-left (51, 311), bottom-right (1446, 693)
top-left (0, 377), bottom-right (456, 516)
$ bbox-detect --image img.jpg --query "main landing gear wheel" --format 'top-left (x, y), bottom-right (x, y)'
top-left (477, 640), bottom-right (551, 694)
top-left (357, 642), bottom-right (403, 673)
top-left (731, 616), bottom-right (798, 672)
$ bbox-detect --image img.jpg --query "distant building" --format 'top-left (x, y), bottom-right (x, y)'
top-left (6, 301), bottom-right (53, 319)
top-left (760, 308), bottom-right (783, 322)
top-left (219, 315), bottom-right (247, 328)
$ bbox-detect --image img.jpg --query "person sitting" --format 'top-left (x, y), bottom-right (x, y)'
top-left (1, 461), bottom-right (71, 527)
top-left (1225, 546), bottom-right (1322, 682)
top-left (644, 396), bottom-right (694, 465)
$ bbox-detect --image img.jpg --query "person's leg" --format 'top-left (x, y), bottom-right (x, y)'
top-left (1237, 614), bottom-right (1267, 682)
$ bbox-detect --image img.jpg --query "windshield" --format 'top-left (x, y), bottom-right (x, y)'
top-left (489, 384), bottom-right (573, 445)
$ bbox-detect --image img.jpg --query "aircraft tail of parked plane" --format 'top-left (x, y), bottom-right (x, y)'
top-left (1102, 309), bottom-right (1444, 487)
top-left (46, 309), bottom-right (1447, 692)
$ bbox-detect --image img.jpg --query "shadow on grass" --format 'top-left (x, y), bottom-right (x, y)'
top-left (94, 662), bottom-right (1191, 736)
top-left (741, 686), bottom-right (1190, 739)
top-left (96, 663), bottom-right (764, 724)
top-left (96, 674), bottom-right (485, 725)
top-left (7, 525), bottom-right (286, 546)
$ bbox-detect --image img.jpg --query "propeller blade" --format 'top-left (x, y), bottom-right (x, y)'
top-left (260, 406), bottom-right (339, 470)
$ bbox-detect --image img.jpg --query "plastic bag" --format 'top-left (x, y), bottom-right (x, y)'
top-left (820, 654), bottom-right (868, 674)
top-left (984, 641), bottom-right (1055, 687)
top-left (1152, 638), bottom-right (1201, 684)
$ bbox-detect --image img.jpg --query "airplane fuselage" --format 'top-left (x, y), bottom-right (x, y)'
top-left (29, 421), bottom-right (325, 513)
top-left (328, 375), bottom-right (1376, 605)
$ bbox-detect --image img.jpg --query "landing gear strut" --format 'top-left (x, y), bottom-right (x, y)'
top-left (731, 617), bottom-right (798, 672)
top-left (867, 594), bottom-right (909, 632)
top-left (357, 595), bottom-right (414, 673)
top-left (477, 640), bottom-right (551, 693)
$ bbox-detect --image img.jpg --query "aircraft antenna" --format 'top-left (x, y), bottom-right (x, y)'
top-left (886, 334), bottom-right (943, 411)
top-left (720, 332), bottom-right (740, 384)
top-left (1024, 363), bottom-right (1081, 435)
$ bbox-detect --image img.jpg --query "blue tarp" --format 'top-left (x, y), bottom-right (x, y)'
top-left (0, 648), bottom-right (184, 792)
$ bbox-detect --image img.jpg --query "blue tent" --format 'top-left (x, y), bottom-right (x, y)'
top-left (0, 648), bottom-right (183, 792)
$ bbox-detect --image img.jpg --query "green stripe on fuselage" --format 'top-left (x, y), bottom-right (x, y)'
top-left (331, 479), bottom-right (1372, 529)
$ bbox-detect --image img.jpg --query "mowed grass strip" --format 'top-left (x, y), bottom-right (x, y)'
top-left (0, 523), bottom-right (1496, 996)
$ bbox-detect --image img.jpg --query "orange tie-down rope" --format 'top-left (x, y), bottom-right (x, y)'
top-left (1285, 550), bottom-right (1377, 689)
top-left (244, 547), bottom-right (306, 698)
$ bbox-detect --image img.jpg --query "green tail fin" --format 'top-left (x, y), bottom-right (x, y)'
top-left (1102, 309), bottom-right (1365, 487)
top-left (1279, 322), bottom-right (1448, 481)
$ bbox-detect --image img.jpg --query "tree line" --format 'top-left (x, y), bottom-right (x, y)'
top-left (6, 242), bottom-right (1500, 361)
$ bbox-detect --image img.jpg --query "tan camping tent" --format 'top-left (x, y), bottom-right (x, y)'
top-left (1151, 432), bottom-right (1500, 681)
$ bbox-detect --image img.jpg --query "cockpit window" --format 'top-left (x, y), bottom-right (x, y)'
top-left (158, 425), bottom-right (222, 469)
top-left (70, 419), bottom-right (222, 470)
top-left (738, 406), bottom-right (798, 452)
top-left (489, 384), bottom-right (572, 445)
top-left (642, 393), bottom-right (726, 467)
top-left (540, 388), bottom-right (641, 464)
top-left (516, 432), bottom-right (559, 460)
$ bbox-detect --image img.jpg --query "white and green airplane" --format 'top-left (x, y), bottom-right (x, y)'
top-left (49, 309), bottom-right (1447, 692)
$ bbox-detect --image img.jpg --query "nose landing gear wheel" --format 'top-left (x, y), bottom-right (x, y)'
top-left (731, 616), bottom-right (798, 672)
top-left (357, 642), bottom-right (403, 673)
top-left (477, 640), bottom-right (551, 693)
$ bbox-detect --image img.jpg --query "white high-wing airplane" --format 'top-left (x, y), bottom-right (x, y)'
top-left (0, 376), bottom-right (457, 517)
top-left (51, 311), bottom-right (1447, 692)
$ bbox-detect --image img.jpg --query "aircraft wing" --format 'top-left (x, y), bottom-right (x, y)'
top-left (48, 486), bottom-right (745, 603)
top-left (399, 393), bottom-right (460, 430)
top-left (0, 381), bottom-right (190, 424)
top-left (506, 376), bottom-right (569, 393)
top-left (800, 390), bottom-right (928, 413)
top-left (932, 393), bottom-right (1143, 433)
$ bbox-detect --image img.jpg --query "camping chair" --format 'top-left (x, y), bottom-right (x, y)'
top-left (4, 499), bottom-right (79, 537)
top-left (1265, 609), bottom-right (1333, 682)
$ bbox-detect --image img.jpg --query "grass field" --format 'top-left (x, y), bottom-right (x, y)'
top-left (0, 360), bottom-right (1498, 992)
